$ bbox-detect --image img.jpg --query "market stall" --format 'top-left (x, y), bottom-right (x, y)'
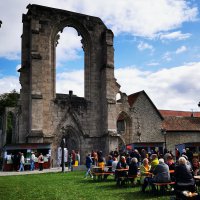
top-left (2, 143), bottom-right (51, 171)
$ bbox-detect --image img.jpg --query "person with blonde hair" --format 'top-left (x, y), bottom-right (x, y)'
top-left (140, 158), bottom-right (151, 192)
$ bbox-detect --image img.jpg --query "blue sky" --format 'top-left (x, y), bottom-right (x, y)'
top-left (0, 0), bottom-right (200, 111)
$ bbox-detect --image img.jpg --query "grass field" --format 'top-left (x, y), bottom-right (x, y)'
top-left (0, 171), bottom-right (173, 200)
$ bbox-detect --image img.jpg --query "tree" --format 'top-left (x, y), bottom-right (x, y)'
top-left (0, 90), bottom-right (19, 144)
top-left (0, 90), bottom-right (20, 116)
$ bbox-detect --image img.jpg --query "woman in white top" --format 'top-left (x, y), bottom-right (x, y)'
top-left (112, 157), bottom-right (118, 172)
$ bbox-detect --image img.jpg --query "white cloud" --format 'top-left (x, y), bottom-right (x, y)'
top-left (137, 41), bottom-right (154, 52)
top-left (160, 31), bottom-right (191, 40)
top-left (56, 28), bottom-right (83, 67)
top-left (175, 45), bottom-right (187, 54)
top-left (1, 62), bottom-right (200, 111)
top-left (0, 0), bottom-right (198, 60)
top-left (56, 70), bottom-right (84, 96)
top-left (0, 76), bottom-right (21, 94)
top-left (115, 62), bottom-right (200, 111)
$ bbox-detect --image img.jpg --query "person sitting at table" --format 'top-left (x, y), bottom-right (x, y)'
top-left (150, 154), bottom-right (159, 172)
top-left (97, 151), bottom-right (105, 170)
top-left (152, 158), bottom-right (171, 183)
top-left (112, 157), bottom-right (118, 172)
top-left (128, 157), bottom-right (138, 176)
top-left (166, 155), bottom-right (175, 181)
top-left (103, 155), bottom-right (113, 180)
top-left (116, 156), bottom-right (129, 170)
top-left (126, 153), bottom-right (132, 166)
top-left (128, 157), bottom-right (139, 186)
top-left (142, 158), bottom-right (171, 192)
top-left (166, 155), bottom-right (175, 170)
top-left (140, 158), bottom-right (151, 191)
top-left (192, 157), bottom-right (200, 176)
top-left (116, 156), bottom-right (129, 185)
top-left (174, 156), bottom-right (196, 199)
top-left (106, 155), bottom-right (113, 171)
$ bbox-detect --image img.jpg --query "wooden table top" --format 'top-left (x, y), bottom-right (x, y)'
top-left (115, 168), bottom-right (129, 171)
top-left (194, 175), bottom-right (200, 180)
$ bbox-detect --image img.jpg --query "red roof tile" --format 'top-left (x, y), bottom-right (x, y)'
top-left (159, 110), bottom-right (200, 118)
top-left (163, 116), bottom-right (200, 132)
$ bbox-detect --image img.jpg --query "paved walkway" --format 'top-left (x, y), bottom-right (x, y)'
top-left (0, 165), bottom-right (85, 176)
top-left (0, 167), bottom-right (68, 176)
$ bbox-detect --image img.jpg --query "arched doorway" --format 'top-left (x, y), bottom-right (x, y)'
top-left (116, 111), bottom-right (132, 145)
top-left (60, 126), bottom-right (80, 154)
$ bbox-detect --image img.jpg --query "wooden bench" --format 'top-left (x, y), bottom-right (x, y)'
top-left (92, 171), bottom-right (114, 180)
top-left (116, 175), bottom-right (140, 186)
top-left (153, 182), bottom-right (175, 195)
top-left (127, 175), bottom-right (140, 186)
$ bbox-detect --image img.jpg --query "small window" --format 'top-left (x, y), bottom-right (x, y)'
top-left (117, 120), bottom-right (125, 133)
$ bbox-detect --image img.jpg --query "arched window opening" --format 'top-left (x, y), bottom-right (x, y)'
top-left (116, 92), bottom-right (121, 103)
top-left (6, 112), bottom-right (14, 144)
top-left (56, 27), bottom-right (84, 97)
top-left (117, 117), bottom-right (126, 134)
top-left (117, 111), bottom-right (132, 144)
top-left (117, 112), bottom-right (130, 134)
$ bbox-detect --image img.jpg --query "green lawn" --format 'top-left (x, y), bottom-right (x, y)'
top-left (0, 171), bottom-right (173, 200)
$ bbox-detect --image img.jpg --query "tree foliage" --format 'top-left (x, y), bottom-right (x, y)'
top-left (0, 90), bottom-right (20, 115)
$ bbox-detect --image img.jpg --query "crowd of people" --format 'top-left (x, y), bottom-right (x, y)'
top-left (84, 147), bottom-right (200, 198)
top-left (9, 152), bottom-right (44, 172)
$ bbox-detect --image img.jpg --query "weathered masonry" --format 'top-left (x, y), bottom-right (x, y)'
top-left (18, 4), bottom-right (126, 164)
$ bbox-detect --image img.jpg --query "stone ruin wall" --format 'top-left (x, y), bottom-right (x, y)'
top-left (18, 4), bottom-right (121, 165)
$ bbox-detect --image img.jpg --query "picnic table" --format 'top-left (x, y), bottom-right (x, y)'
top-left (115, 168), bottom-right (138, 186)
top-left (92, 166), bottom-right (114, 180)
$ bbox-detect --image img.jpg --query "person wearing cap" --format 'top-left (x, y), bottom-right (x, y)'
top-left (30, 152), bottom-right (36, 171)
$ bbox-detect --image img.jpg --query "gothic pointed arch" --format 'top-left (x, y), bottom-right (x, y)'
top-left (116, 111), bottom-right (132, 145)
top-left (59, 125), bottom-right (81, 153)
top-left (50, 16), bottom-right (93, 99)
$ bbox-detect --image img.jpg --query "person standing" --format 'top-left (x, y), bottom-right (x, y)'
top-left (68, 153), bottom-right (73, 171)
top-left (76, 151), bottom-right (80, 165)
top-left (30, 152), bottom-right (36, 171)
top-left (71, 150), bottom-right (76, 166)
top-left (19, 153), bottom-right (25, 172)
top-left (84, 153), bottom-right (93, 179)
top-left (38, 153), bottom-right (44, 171)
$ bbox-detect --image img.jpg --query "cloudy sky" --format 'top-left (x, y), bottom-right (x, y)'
top-left (0, 0), bottom-right (200, 111)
